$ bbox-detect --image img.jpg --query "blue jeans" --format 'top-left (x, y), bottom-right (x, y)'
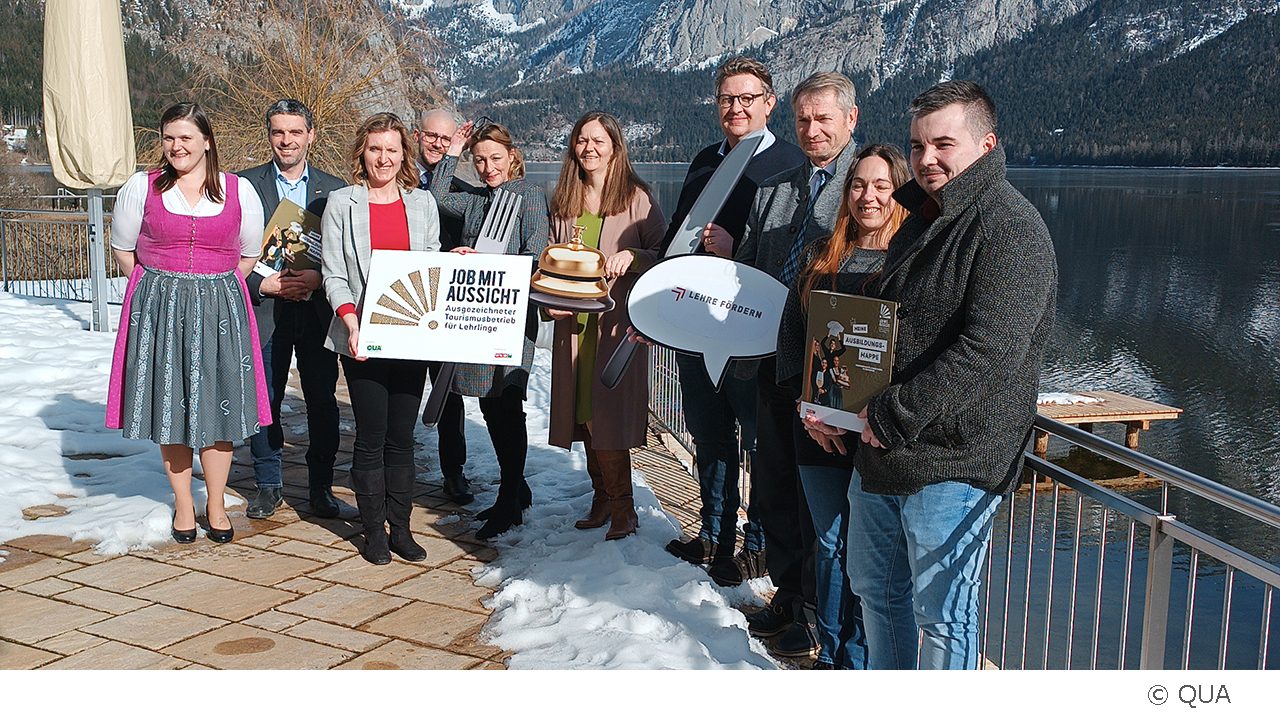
top-left (845, 470), bottom-right (1002, 670)
top-left (675, 354), bottom-right (762, 552)
top-left (798, 465), bottom-right (868, 669)
top-left (248, 334), bottom-right (284, 488)
top-left (248, 302), bottom-right (340, 490)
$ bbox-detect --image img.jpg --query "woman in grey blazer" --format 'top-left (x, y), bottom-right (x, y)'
top-left (321, 112), bottom-right (441, 565)
top-left (429, 120), bottom-right (549, 540)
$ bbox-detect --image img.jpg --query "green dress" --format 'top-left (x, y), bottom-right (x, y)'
top-left (573, 212), bottom-right (603, 424)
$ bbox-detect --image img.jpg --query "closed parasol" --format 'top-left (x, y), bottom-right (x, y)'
top-left (42, 0), bottom-right (136, 331)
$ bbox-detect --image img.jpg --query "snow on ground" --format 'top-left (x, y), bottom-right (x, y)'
top-left (0, 292), bottom-right (776, 668)
top-left (0, 293), bottom-right (241, 555)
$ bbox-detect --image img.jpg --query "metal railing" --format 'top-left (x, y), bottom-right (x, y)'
top-left (647, 349), bottom-right (1280, 670)
top-left (0, 207), bottom-right (125, 315)
top-left (981, 416), bottom-right (1278, 669)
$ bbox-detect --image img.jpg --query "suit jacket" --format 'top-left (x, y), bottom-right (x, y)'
top-left (320, 183), bottom-right (443, 357)
top-left (237, 161), bottom-right (346, 345)
top-left (546, 189), bottom-right (667, 451)
top-left (734, 139), bottom-right (859, 284)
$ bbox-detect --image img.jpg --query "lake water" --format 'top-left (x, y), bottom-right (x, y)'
top-left (530, 161), bottom-right (1280, 668)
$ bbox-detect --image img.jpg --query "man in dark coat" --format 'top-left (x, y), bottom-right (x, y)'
top-left (661, 56), bottom-right (806, 583)
top-left (240, 99), bottom-right (349, 520)
top-left (719, 71), bottom-right (860, 659)
top-left (847, 80), bottom-right (1057, 669)
top-left (415, 106), bottom-right (476, 505)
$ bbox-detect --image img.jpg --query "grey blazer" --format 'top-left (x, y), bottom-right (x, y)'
top-left (735, 139), bottom-right (859, 285)
top-left (320, 183), bottom-right (442, 356)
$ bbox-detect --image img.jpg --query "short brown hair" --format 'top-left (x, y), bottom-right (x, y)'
top-left (714, 56), bottom-right (775, 98)
top-left (909, 80), bottom-right (998, 139)
top-left (348, 113), bottom-right (418, 189)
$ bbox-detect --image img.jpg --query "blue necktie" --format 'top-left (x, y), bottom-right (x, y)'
top-left (779, 168), bottom-right (829, 286)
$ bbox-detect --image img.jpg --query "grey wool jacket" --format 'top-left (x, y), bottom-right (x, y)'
top-left (855, 145), bottom-right (1057, 496)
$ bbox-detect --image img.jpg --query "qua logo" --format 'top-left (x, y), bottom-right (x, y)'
top-left (365, 344), bottom-right (382, 352)
top-left (493, 352), bottom-right (513, 359)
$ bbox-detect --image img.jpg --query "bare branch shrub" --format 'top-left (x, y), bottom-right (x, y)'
top-left (141, 0), bottom-right (444, 177)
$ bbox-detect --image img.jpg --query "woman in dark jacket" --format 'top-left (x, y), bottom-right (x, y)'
top-left (429, 120), bottom-right (549, 540)
top-left (777, 144), bottom-right (909, 668)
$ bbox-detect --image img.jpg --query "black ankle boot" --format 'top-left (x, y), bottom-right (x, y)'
top-left (385, 465), bottom-right (426, 562)
top-left (476, 476), bottom-right (532, 521)
top-left (350, 468), bottom-right (390, 565)
top-left (475, 475), bottom-right (524, 540)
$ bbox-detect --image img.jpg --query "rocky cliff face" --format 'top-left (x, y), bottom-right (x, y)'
top-left (406, 0), bottom-right (1273, 99)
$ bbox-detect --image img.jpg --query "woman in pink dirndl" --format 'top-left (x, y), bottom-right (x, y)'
top-left (106, 102), bottom-right (270, 544)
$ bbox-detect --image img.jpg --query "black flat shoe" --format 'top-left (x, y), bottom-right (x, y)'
top-left (205, 505), bottom-right (234, 544)
top-left (172, 513), bottom-right (196, 544)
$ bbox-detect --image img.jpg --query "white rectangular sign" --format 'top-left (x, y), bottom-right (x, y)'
top-left (357, 250), bottom-right (531, 364)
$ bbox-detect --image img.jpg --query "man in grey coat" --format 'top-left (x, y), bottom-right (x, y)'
top-left (707, 71), bottom-right (861, 659)
top-left (240, 99), bottom-right (350, 521)
top-left (843, 80), bottom-right (1057, 669)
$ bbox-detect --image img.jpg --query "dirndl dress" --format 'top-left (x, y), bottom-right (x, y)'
top-left (105, 171), bottom-right (271, 448)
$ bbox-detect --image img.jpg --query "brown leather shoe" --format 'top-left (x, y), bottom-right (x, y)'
top-left (599, 449), bottom-right (637, 541)
top-left (604, 497), bottom-right (638, 541)
top-left (574, 493), bottom-right (610, 529)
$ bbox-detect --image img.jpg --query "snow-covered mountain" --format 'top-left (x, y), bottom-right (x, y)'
top-left (401, 0), bottom-right (1275, 100)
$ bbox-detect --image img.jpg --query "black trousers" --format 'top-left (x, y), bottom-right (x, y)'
top-left (428, 361), bottom-right (467, 479)
top-left (753, 356), bottom-right (817, 610)
top-left (478, 384), bottom-right (527, 485)
top-left (341, 356), bottom-right (429, 471)
top-left (252, 301), bottom-right (341, 486)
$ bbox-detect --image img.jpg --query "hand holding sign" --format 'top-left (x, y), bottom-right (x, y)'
top-left (619, 255), bottom-right (787, 388)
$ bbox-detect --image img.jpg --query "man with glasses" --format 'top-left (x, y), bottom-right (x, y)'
top-left (416, 107), bottom-right (474, 506)
top-left (240, 99), bottom-right (350, 521)
top-left (662, 57), bottom-right (805, 590)
top-left (707, 71), bottom-right (861, 661)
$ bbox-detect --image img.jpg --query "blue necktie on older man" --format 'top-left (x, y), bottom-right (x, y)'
top-left (779, 168), bottom-right (830, 287)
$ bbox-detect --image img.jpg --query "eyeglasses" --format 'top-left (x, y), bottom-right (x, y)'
top-left (716, 92), bottom-right (768, 109)
top-left (418, 131), bottom-right (450, 145)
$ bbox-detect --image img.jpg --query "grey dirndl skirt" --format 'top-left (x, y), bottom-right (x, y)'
top-left (120, 268), bottom-right (262, 448)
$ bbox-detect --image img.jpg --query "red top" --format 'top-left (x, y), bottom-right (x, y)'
top-left (336, 197), bottom-right (410, 318)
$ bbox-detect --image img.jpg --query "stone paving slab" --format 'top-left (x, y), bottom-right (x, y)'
top-left (0, 368), bottom-right (715, 670)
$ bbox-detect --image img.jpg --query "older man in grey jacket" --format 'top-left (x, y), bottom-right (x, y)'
top-left (705, 71), bottom-right (860, 659)
top-left (841, 80), bottom-right (1057, 669)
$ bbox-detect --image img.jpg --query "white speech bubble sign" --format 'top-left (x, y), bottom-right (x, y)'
top-left (628, 255), bottom-right (789, 388)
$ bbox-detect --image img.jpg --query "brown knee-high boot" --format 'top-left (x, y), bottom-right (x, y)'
top-left (599, 449), bottom-right (637, 540)
top-left (575, 441), bottom-right (610, 530)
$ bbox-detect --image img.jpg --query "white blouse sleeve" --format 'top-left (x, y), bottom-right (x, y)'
top-left (237, 175), bottom-right (266, 256)
top-left (109, 172), bottom-right (149, 251)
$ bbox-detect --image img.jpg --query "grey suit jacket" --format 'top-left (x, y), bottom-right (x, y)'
top-left (320, 183), bottom-right (442, 357)
top-left (236, 162), bottom-right (346, 345)
top-left (734, 139), bottom-right (859, 285)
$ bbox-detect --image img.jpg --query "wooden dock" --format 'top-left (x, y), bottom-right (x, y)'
top-left (1035, 390), bottom-right (1183, 456)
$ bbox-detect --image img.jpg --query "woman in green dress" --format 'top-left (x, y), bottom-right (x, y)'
top-left (546, 112), bottom-right (667, 540)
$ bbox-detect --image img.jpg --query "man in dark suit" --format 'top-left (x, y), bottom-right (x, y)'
top-left (710, 71), bottom-right (861, 659)
top-left (661, 56), bottom-right (807, 583)
top-left (415, 107), bottom-right (474, 505)
top-left (240, 99), bottom-right (350, 520)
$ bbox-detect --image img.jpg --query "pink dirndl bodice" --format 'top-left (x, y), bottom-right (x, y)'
top-left (105, 171), bottom-right (271, 431)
